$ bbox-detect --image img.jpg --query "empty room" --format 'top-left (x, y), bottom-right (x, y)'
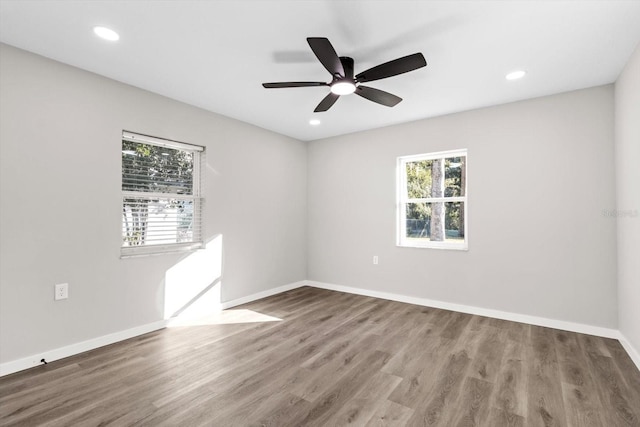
top-left (1, 1), bottom-right (639, 425)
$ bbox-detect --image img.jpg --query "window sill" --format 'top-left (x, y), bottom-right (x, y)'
top-left (120, 242), bottom-right (204, 259)
top-left (397, 242), bottom-right (468, 251)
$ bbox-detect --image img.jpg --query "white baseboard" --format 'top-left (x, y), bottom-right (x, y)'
top-left (220, 280), bottom-right (307, 309)
top-left (0, 320), bottom-right (166, 377)
top-left (618, 333), bottom-right (640, 372)
top-left (306, 281), bottom-right (621, 339)
top-left (3, 279), bottom-right (635, 377)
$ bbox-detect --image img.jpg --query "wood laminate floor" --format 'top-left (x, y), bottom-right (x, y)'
top-left (1, 287), bottom-right (639, 426)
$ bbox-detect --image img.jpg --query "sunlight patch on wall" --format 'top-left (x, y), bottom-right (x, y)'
top-left (164, 234), bottom-right (223, 320)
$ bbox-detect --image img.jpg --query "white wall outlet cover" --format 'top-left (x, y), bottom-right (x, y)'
top-left (54, 283), bottom-right (68, 300)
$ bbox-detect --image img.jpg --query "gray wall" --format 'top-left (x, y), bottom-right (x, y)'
top-left (0, 44), bottom-right (307, 363)
top-left (308, 85), bottom-right (618, 329)
top-left (615, 43), bottom-right (640, 354)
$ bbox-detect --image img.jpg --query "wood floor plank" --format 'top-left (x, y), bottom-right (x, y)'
top-left (440, 311), bottom-right (473, 340)
top-left (1, 287), bottom-right (639, 426)
top-left (560, 383), bottom-right (604, 427)
top-left (0, 356), bottom-right (150, 425)
top-left (405, 348), bottom-right (473, 426)
top-left (490, 339), bottom-right (527, 418)
top-left (382, 322), bottom-right (438, 378)
top-left (480, 318), bottom-right (529, 345)
top-left (445, 376), bottom-right (493, 426)
top-left (367, 300), bottom-right (420, 334)
top-left (579, 333), bottom-right (613, 358)
top-left (602, 338), bottom-right (640, 402)
top-left (554, 330), bottom-right (605, 427)
top-left (371, 304), bottom-right (435, 354)
top-left (526, 326), bottom-right (567, 427)
top-left (296, 350), bottom-right (392, 427)
top-left (324, 371), bottom-right (403, 426)
top-left (289, 333), bottom-right (381, 402)
top-left (137, 386), bottom-right (217, 426)
top-left (467, 324), bottom-right (507, 383)
top-left (578, 334), bottom-right (640, 426)
top-left (248, 392), bottom-right (314, 427)
top-left (366, 400), bottom-right (414, 426)
top-left (386, 336), bottom-right (456, 410)
top-left (387, 316), bottom-right (483, 412)
top-left (487, 407), bottom-right (525, 427)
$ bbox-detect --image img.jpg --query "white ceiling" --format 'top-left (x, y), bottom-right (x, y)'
top-left (1, 1), bottom-right (639, 141)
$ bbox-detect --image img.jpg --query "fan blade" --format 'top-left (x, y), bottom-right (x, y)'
top-left (355, 53), bottom-right (426, 83)
top-left (307, 37), bottom-right (345, 77)
top-left (356, 85), bottom-right (402, 107)
top-left (314, 92), bottom-right (340, 112)
top-left (262, 82), bottom-right (327, 88)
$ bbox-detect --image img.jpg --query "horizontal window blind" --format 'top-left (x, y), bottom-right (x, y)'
top-left (121, 132), bottom-right (205, 257)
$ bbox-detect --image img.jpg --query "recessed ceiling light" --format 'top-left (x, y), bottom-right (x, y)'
top-left (309, 119), bottom-right (321, 126)
top-left (93, 26), bottom-right (120, 41)
top-left (505, 70), bottom-right (526, 81)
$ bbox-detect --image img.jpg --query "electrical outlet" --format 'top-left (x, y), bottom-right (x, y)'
top-left (373, 256), bottom-right (379, 265)
top-left (54, 283), bottom-right (68, 300)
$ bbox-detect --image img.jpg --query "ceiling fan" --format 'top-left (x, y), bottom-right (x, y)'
top-left (262, 37), bottom-right (427, 113)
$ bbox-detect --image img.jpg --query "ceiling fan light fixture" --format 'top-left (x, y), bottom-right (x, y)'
top-left (330, 81), bottom-right (356, 95)
top-left (262, 37), bottom-right (427, 112)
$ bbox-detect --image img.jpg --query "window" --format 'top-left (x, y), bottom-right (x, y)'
top-left (121, 131), bottom-right (205, 257)
top-left (398, 149), bottom-right (467, 250)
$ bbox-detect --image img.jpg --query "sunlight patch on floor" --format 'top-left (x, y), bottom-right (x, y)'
top-left (166, 309), bottom-right (282, 327)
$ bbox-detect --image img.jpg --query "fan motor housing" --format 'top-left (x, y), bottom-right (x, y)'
top-left (337, 56), bottom-right (355, 81)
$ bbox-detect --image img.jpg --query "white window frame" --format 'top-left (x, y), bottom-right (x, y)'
top-left (121, 131), bottom-right (205, 257)
top-left (397, 148), bottom-right (468, 250)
